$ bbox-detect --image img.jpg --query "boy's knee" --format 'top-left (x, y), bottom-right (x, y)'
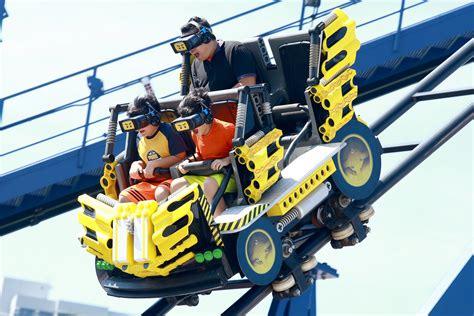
top-left (154, 187), bottom-right (169, 202)
top-left (118, 194), bottom-right (130, 203)
top-left (171, 178), bottom-right (188, 192)
top-left (203, 178), bottom-right (218, 195)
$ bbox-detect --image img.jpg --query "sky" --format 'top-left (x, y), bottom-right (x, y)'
top-left (0, 0), bottom-right (472, 315)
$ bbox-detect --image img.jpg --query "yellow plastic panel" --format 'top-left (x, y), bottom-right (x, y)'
top-left (246, 144), bottom-right (284, 177)
top-left (133, 200), bottom-right (159, 263)
top-left (321, 9), bottom-right (360, 82)
top-left (100, 161), bottom-right (118, 200)
top-left (112, 203), bottom-right (136, 265)
top-left (151, 184), bottom-right (200, 262)
top-left (234, 129), bottom-right (282, 161)
top-left (319, 104), bottom-right (355, 143)
top-left (77, 194), bottom-right (117, 263)
top-left (267, 159), bottom-right (336, 216)
top-left (310, 68), bottom-right (356, 105)
top-left (244, 168), bottom-right (281, 204)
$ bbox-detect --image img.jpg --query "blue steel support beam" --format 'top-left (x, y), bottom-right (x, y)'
top-left (429, 256), bottom-right (474, 316)
top-left (0, 134), bottom-right (126, 208)
top-left (0, 0), bottom-right (7, 42)
top-left (357, 103), bottom-right (473, 208)
top-left (371, 39), bottom-right (473, 136)
top-left (78, 69), bottom-right (104, 167)
top-left (269, 282), bottom-right (316, 316)
top-left (355, 4), bottom-right (473, 72)
top-left (412, 87), bottom-right (474, 102)
top-left (222, 284), bottom-right (273, 316)
top-left (392, 0), bottom-right (405, 51)
top-left (298, 0), bottom-right (306, 31)
top-left (355, 4), bottom-right (473, 103)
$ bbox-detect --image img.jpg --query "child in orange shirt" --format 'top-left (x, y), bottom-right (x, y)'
top-left (171, 88), bottom-right (236, 217)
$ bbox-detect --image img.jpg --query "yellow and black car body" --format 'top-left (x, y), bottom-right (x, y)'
top-left (78, 8), bottom-right (382, 299)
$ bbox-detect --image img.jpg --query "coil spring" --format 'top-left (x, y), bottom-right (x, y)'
top-left (276, 208), bottom-right (299, 233)
top-left (107, 120), bottom-right (117, 145)
top-left (235, 101), bottom-right (247, 128)
top-left (96, 193), bottom-right (118, 207)
top-left (324, 12), bottom-right (337, 26)
top-left (245, 130), bottom-right (265, 147)
top-left (262, 102), bottom-right (272, 115)
top-left (309, 43), bottom-right (320, 69)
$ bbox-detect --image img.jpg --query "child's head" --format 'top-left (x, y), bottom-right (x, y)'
top-left (128, 95), bottom-right (161, 137)
top-left (178, 88), bottom-right (213, 136)
top-left (127, 95), bottom-right (160, 116)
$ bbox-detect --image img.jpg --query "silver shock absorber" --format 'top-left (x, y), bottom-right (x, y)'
top-left (261, 101), bottom-right (275, 128)
top-left (107, 120), bottom-right (117, 144)
top-left (235, 100), bottom-right (247, 129)
top-left (276, 208), bottom-right (299, 233)
top-left (233, 87), bottom-right (249, 147)
top-left (245, 130), bottom-right (265, 147)
top-left (103, 118), bottom-right (117, 162)
top-left (308, 37), bottom-right (321, 84)
top-left (276, 182), bottom-right (332, 232)
top-left (96, 193), bottom-right (118, 207)
top-left (308, 11), bottom-right (338, 85)
top-left (323, 12), bottom-right (338, 26)
top-left (262, 101), bottom-right (272, 116)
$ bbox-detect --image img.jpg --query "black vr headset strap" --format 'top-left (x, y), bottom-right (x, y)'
top-left (144, 100), bottom-right (161, 125)
top-left (188, 20), bottom-right (213, 44)
top-left (199, 100), bottom-right (213, 124)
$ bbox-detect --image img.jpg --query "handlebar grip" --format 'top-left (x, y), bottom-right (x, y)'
top-left (153, 168), bottom-right (171, 176)
top-left (182, 160), bottom-right (213, 171)
top-left (180, 160), bottom-right (225, 176)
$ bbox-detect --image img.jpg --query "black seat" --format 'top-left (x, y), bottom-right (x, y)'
top-left (279, 41), bottom-right (310, 105)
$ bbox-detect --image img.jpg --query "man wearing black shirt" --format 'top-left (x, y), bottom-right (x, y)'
top-left (180, 16), bottom-right (258, 91)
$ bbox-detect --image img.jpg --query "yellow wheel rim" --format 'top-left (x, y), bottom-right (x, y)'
top-left (245, 229), bottom-right (276, 274)
top-left (338, 134), bottom-right (373, 187)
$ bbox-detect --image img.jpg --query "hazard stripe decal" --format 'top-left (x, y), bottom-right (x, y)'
top-left (217, 203), bottom-right (269, 232)
top-left (198, 193), bottom-right (224, 246)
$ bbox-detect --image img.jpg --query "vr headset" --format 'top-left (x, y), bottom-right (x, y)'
top-left (170, 24), bottom-right (213, 54)
top-left (119, 109), bottom-right (161, 132)
top-left (172, 106), bottom-right (213, 132)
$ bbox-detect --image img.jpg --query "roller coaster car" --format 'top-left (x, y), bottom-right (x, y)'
top-left (78, 9), bottom-right (382, 300)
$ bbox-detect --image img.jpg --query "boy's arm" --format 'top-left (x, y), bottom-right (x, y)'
top-left (143, 152), bottom-right (186, 178)
top-left (148, 152), bottom-right (186, 169)
top-left (211, 156), bottom-right (231, 171)
top-left (129, 160), bottom-right (145, 179)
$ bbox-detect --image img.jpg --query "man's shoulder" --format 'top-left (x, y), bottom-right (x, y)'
top-left (223, 40), bottom-right (246, 51)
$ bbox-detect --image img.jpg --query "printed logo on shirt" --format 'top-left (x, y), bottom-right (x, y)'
top-left (147, 150), bottom-right (160, 161)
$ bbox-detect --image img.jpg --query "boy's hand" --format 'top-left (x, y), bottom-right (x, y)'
top-left (129, 161), bottom-right (144, 179)
top-left (211, 157), bottom-right (231, 171)
top-left (143, 162), bottom-right (157, 179)
top-left (178, 159), bottom-right (190, 175)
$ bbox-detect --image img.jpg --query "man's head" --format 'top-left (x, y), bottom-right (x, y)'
top-left (180, 16), bottom-right (217, 61)
top-left (125, 95), bottom-right (161, 137)
top-left (177, 88), bottom-right (213, 136)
